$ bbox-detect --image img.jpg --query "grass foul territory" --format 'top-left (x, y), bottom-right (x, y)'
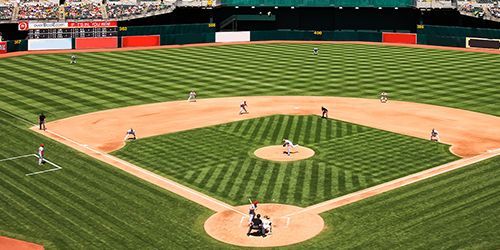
top-left (113, 115), bottom-right (459, 207)
top-left (0, 44), bottom-right (499, 122)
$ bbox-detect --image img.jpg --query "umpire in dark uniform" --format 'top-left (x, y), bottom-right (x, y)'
top-left (321, 106), bottom-right (328, 119)
top-left (39, 113), bottom-right (46, 130)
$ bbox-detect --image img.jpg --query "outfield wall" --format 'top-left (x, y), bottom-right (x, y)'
top-left (6, 24), bottom-right (500, 53)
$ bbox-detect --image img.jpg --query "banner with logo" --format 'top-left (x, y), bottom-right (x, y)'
top-left (68, 21), bottom-right (117, 28)
top-left (19, 21), bottom-right (117, 30)
top-left (0, 41), bottom-right (7, 54)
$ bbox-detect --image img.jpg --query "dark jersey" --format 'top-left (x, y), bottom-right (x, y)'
top-left (39, 114), bottom-right (46, 122)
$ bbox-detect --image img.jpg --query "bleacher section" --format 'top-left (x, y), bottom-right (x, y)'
top-left (220, 0), bottom-right (415, 7)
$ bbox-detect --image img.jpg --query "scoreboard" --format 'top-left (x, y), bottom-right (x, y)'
top-left (19, 21), bottom-right (118, 39)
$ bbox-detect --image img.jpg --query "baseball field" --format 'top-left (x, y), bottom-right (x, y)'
top-left (0, 42), bottom-right (499, 249)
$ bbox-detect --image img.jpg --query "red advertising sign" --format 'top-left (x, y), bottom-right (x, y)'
top-left (18, 21), bottom-right (29, 31)
top-left (0, 41), bottom-right (7, 54)
top-left (68, 21), bottom-right (118, 28)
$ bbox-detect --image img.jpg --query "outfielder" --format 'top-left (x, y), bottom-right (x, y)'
top-left (282, 138), bottom-right (299, 156)
top-left (187, 90), bottom-right (197, 102)
top-left (239, 101), bottom-right (248, 115)
top-left (70, 55), bottom-right (77, 64)
top-left (321, 106), bottom-right (328, 119)
top-left (38, 144), bottom-right (45, 165)
top-left (313, 47), bottom-right (319, 55)
top-left (124, 128), bottom-right (137, 141)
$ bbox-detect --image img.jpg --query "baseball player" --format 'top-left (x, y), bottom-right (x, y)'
top-left (248, 200), bottom-right (258, 224)
top-left (262, 215), bottom-right (272, 236)
top-left (321, 106), bottom-right (328, 119)
top-left (282, 139), bottom-right (299, 156)
top-left (70, 55), bottom-right (77, 64)
top-left (124, 128), bottom-right (137, 141)
top-left (380, 91), bottom-right (388, 103)
top-left (313, 47), bottom-right (319, 55)
top-left (187, 90), bottom-right (197, 102)
top-left (38, 113), bottom-right (46, 130)
top-left (38, 144), bottom-right (45, 165)
top-left (239, 101), bottom-right (248, 115)
top-left (430, 128), bottom-right (440, 142)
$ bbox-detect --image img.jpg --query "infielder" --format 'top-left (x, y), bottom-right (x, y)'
top-left (70, 55), bottom-right (77, 64)
top-left (187, 90), bottom-right (197, 102)
top-left (313, 47), bottom-right (319, 55)
top-left (282, 138), bottom-right (299, 156)
top-left (239, 101), bottom-right (248, 115)
top-left (38, 144), bottom-right (45, 165)
top-left (380, 91), bottom-right (388, 103)
top-left (321, 106), bottom-right (328, 119)
top-left (124, 128), bottom-right (137, 141)
top-left (430, 128), bottom-right (440, 142)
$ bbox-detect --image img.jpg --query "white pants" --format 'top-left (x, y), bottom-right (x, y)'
top-left (38, 154), bottom-right (44, 165)
top-left (188, 95), bottom-right (196, 102)
top-left (239, 107), bottom-right (248, 114)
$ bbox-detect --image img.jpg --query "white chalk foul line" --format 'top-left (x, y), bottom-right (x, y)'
top-left (0, 154), bottom-right (62, 176)
top-left (0, 154), bottom-right (34, 162)
top-left (43, 128), bottom-right (245, 216)
top-left (283, 150), bottom-right (500, 218)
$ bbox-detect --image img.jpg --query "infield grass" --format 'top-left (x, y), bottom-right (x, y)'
top-left (113, 115), bottom-right (458, 206)
top-left (294, 156), bottom-right (500, 249)
top-left (0, 43), bottom-right (499, 122)
top-left (0, 112), bottom-right (230, 249)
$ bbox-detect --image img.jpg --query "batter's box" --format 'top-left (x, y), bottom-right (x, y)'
top-left (0, 154), bottom-right (62, 176)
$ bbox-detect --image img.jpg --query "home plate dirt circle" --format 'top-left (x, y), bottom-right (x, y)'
top-left (204, 204), bottom-right (324, 247)
top-left (254, 145), bottom-right (315, 162)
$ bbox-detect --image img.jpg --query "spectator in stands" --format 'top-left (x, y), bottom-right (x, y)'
top-left (18, 2), bottom-right (59, 20)
top-left (65, 2), bottom-right (103, 19)
top-left (0, 5), bottom-right (14, 20)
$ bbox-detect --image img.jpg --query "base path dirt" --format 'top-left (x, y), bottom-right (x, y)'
top-left (42, 96), bottom-right (500, 157)
top-left (254, 145), bottom-right (315, 162)
top-left (204, 204), bottom-right (324, 247)
top-left (0, 236), bottom-right (44, 250)
top-left (32, 96), bottom-right (500, 247)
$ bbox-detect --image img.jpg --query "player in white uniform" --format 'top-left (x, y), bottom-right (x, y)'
top-left (38, 144), bottom-right (45, 165)
top-left (239, 101), bottom-right (248, 115)
top-left (262, 215), bottom-right (272, 235)
top-left (380, 91), bottom-right (388, 103)
top-left (313, 47), bottom-right (319, 55)
top-left (124, 128), bottom-right (137, 141)
top-left (430, 128), bottom-right (440, 142)
top-left (283, 139), bottom-right (299, 156)
top-left (187, 90), bottom-right (197, 102)
top-left (248, 201), bottom-right (258, 224)
top-left (70, 55), bottom-right (77, 64)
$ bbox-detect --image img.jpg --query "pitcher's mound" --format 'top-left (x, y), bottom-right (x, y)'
top-left (254, 145), bottom-right (315, 162)
top-left (204, 204), bottom-right (324, 247)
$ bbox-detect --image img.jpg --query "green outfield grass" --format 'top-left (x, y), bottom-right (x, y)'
top-left (113, 115), bottom-right (458, 206)
top-left (1, 43), bottom-right (498, 249)
top-left (0, 113), bottom-right (230, 249)
top-left (294, 156), bottom-right (500, 249)
top-left (0, 43), bottom-right (499, 122)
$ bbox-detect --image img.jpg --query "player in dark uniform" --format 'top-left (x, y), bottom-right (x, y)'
top-left (321, 106), bottom-right (328, 118)
top-left (38, 113), bottom-right (46, 130)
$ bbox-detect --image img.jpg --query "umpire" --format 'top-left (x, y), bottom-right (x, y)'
top-left (39, 113), bottom-right (46, 130)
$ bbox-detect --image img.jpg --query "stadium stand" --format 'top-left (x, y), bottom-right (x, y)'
top-left (18, 0), bottom-right (59, 20)
top-left (106, 0), bottom-right (175, 20)
top-left (64, 0), bottom-right (104, 20)
top-left (0, 4), bottom-right (14, 20)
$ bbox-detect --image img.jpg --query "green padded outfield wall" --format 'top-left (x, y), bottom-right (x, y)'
top-left (416, 25), bottom-right (500, 47)
top-left (221, 0), bottom-right (415, 7)
top-left (160, 33), bottom-right (216, 45)
top-left (250, 30), bottom-right (381, 42)
top-left (417, 25), bottom-right (500, 39)
top-left (119, 23), bottom-right (215, 36)
top-left (7, 40), bottom-right (28, 52)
